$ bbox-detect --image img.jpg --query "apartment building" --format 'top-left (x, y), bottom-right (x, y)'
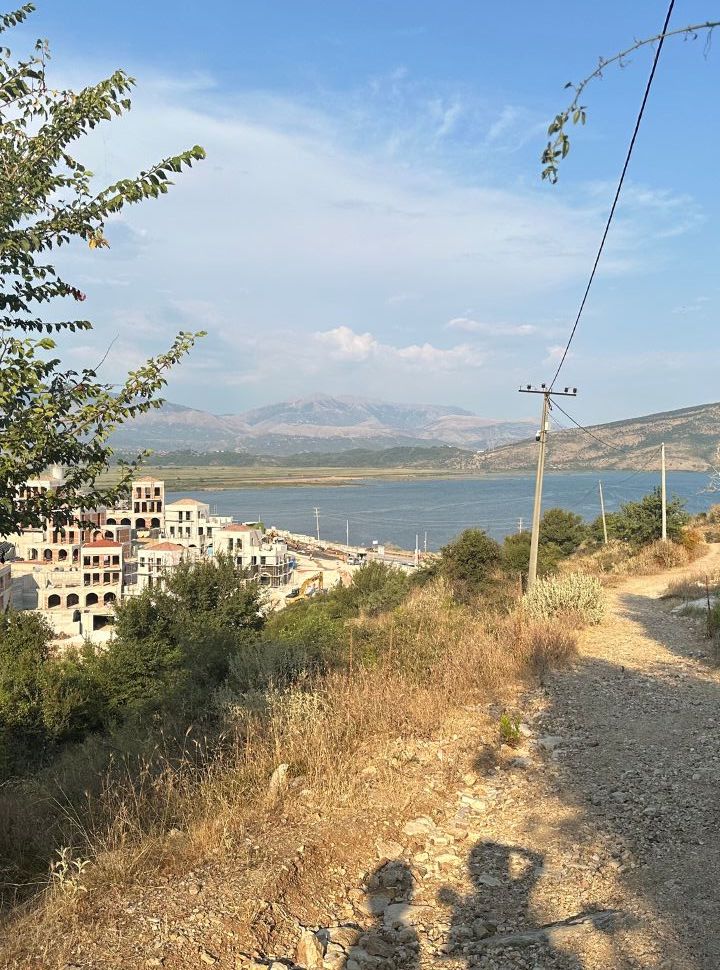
top-left (0, 561), bottom-right (11, 612)
top-left (108, 475), bottom-right (165, 533)
top-left (213, 524), bottom-right (292, 587)
top-left (164, 498), bottom-right (232, 553)
top-left (137, 540), bottom-right (189, 591)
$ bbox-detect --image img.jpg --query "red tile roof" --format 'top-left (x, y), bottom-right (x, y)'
top-left (142, 541), bottom-right (184, 552)
top-left (220, 524), bottom-right (253, 532)
top-left (82, 540), bottom-right (123, 548)
top-left (166, 498), bottom-right (208, 506)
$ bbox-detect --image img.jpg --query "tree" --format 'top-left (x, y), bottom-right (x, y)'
top-left (97, 555), bottom-right (263, 720)
top-left (328, 560), bottom-right (410, 618)
top-left (438, 528), bottom-right (502, 596)
top-left (592, 488), bottom-right (688, 546)
top-left (539, 508), bottom-right (587, 556)
top-left (542, 19), bottom-right (720, 182)
top-left (0, 4), bottom-right (206, 535)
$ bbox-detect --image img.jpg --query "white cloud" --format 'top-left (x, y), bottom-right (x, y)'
top-left (447, 317), bottom-right (537, 336)
top-left (315, 325), bottom-right (484, 370)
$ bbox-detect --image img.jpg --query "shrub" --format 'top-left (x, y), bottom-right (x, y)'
top-left (502, 530), bottom-right (562, 577)
top-left (328, 560), bottom-right (410, 618)
top-left (523, 572), bottom-right (605, 625)
top-left (593, 488), bottom-right (689, 547)
top-left (499, 712), bottom-right (521, 747)
top-left (438, 528), bottom-right (502, 596)
top-left (539, 508), bottom-right (587, 555)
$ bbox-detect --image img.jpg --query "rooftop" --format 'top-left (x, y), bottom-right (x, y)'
top-left (166, 498), bottom-right (209, 507)
top-left (82, 540), bottom-right (123, 549)
top-left (142, 541), bottom-right (185, 552)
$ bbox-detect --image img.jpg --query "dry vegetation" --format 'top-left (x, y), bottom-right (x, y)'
top-left (0, 582), bottom-right (579, 963)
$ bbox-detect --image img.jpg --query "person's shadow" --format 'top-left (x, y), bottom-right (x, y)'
top-left (438, 841), bottom-right (618, 963)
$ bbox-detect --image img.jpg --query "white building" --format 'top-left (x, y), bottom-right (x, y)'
top-left (164, 498), bottom-right (232, 553)
top-left (108, 475), bottom-right (165, 533)
top-left (0, 561), bottom-right (11, 612)
top-left (137, 540), bottom-right (189, 591)
top-left (213, 524), bottom-right (292, 587)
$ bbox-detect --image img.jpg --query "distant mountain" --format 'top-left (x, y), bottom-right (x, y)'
top-left (111, 393), bottom-right (536, 455)
top-left (473, 401), bottom-right (720, 472)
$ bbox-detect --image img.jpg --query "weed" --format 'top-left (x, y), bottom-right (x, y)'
top-left (499, 712), bottom-right (521, 747)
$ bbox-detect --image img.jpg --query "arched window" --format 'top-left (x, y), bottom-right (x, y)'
top-left (58, 549), bottom-right (68, 561)
top-left (150, 518), bottom-right (160, 529)
top-left (135, 518), bottom-right (146, 529)
top-left (106, 518), bottom-right (116, 526)
top-left (48, 594), bottom-right (61, 608)
top-left (43, 549), bottom-right (52, 561)
top-left (67, 593), bottom-right (79, 607)
top-left (29, 548), bottom-right (38, 560)
top-left (104, 530), bottom-right (114, 539)
top-left (86, 592), bottom-right (98, 606)
top-left (72, 549), bottom-right (79, 562)
top-left (103, 591), bottom-right (116, 605)
top-left (120, 518), bottom-right (131, 526)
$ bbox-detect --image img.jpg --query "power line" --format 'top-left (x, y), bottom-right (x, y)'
top-left (551, 401), bottom-right (630, 455)
top-left (549, 0), bottom-right (676, 387)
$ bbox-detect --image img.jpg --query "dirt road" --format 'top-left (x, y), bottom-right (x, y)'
top-left (300, 548), bottom-right (720, 970)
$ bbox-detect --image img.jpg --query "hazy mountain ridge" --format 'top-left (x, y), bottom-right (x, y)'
top-left (111, 394), bottom-right (535, 455)
top-left (473, 401), bottom-right (720, 472)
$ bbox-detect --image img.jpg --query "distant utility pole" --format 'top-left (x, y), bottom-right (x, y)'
top-left (423, 531), bottom-right (428, 553)
top-left (346, 519), bottom-right (350, 548)
top-left (519, 382), bottom-right (578, 588)
top-left (661, 442), bottom-right (667, 541)
top-left (415, 533), bottom-right (419, 567)
top-left (314, 507), bottom-right (320, 542)
top-left (598, 480), bottom-right (608, 545)
top-left (517, 517), bottom-right (524, 534)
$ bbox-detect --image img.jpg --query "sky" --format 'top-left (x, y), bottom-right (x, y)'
top-left (16, 1), bottom-right (720, 424)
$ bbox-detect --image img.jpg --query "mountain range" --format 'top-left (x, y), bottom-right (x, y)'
top-left (111, 394), bottom-right (536, 455)
top-left (474, 401), bottom-right (720, 472)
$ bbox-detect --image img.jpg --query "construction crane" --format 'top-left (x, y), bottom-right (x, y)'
top-left (285, 572), bottom-right (324, 601)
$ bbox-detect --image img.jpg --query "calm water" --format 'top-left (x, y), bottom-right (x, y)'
top-left (168, 471), bottom-right (712, 552)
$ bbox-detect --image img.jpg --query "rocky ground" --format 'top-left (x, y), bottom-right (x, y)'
top-left (11, 549), bottom-right (720, 969)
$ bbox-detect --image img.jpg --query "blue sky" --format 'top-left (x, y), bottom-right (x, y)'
top-left (19, 1), bottom-right (720, 423)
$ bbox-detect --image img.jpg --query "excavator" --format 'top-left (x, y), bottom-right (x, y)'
top-left (285, 572), bottom-right (324, 602)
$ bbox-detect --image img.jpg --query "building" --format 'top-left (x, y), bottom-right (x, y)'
top-left (108, 475), bottom-right (165, 533)
top-left (137, 540), bottom-right (189, 591)
top-left (164, 498), bottom-right (232, 553)
top-left (0, 562), bottom-right (11, 612)
top-left (213, 524), bottom-right (292, 587)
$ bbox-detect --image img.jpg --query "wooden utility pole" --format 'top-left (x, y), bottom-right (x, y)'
top-left (661, 442), bottom-right (667, 541)
top-left (346, 519), bottom-right (349, 548)
top-left (314, 507), bottom-right (320, 542)
top-left (519, 383), bottom-right (578, 588)
top-left (598, 480), bottom-right (608, 545)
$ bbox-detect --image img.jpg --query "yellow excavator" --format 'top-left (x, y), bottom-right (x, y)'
top-left (286, 572), bottom-right (324, 601)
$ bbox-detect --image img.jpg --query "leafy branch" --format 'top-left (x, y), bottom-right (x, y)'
top-left (542, 20), bottom-right (720, 182)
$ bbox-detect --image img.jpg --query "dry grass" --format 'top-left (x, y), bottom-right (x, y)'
top-left (662, 569), bottom-right (720, 603)
top-left (0, 580), bottom-right (578, 953)
top-left (564, 532), bottom-right (708, 584)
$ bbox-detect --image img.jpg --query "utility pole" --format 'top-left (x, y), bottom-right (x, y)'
top-left (314, 507), bottom-right (320, 542)
top-left (423, 531), bottom-right (427, 554)
top-left (517, 517), bottom-right (524, 534)
top-left (415, 533), bottom-right (419, 567)
top-left (519, 383), bottom-right (578, 588)
top-left (598, 480), bottom-right (608, 545)
top-left (661, 442), bottom-right (667, 541)
top-left (346, 519), bottom-right (349, 548)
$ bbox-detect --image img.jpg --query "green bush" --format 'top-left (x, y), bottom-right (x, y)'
top-left (539, 508), bottom-right (587, 555)
top-left (327, 560), bottom-right (410, 618)
top-left (591, 488), bottom-right (688, 547)
top-left (523, 572), bottom-right (605, 625)
top-left (502, 530), bottom-right (561, 577)
top-left (438, 528), bottom-right (502, 596)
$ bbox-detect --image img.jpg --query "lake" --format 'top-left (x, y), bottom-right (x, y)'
top-left (168, 470), bottom-right (714, 552)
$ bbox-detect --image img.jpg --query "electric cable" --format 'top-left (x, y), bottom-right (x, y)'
top-left (549, 0), bottom-right (676, 386)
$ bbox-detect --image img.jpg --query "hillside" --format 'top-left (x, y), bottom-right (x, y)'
top-left (110, 393), bottom-right (535, 455)
top-left (474, 401), bottom-right (720, 472)
top-left (127, 444), bottom-right (473, 469)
